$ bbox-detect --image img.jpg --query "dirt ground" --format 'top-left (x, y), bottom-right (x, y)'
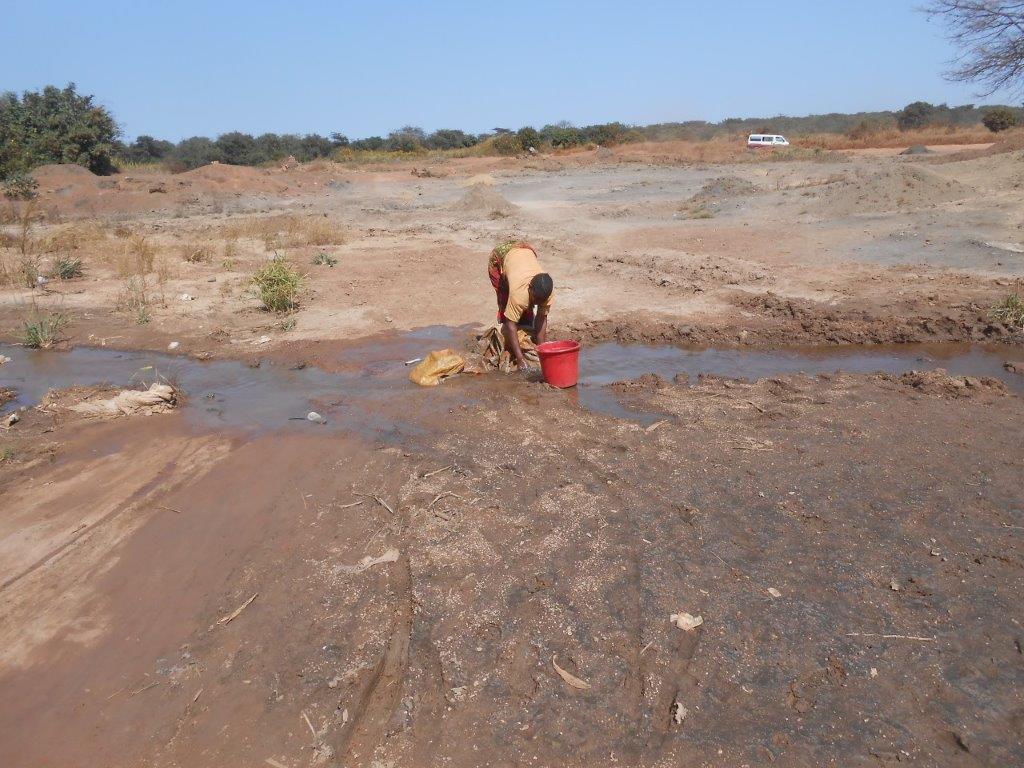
top-left (1, 142), bottom-right (1023, 767)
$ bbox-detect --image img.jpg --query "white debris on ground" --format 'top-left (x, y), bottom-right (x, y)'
top-left (68, 383), bottom-right (178, 417)
top-left (670, 612), bottom-right (703, 631)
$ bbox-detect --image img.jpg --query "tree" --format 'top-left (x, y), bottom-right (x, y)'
top-left (425, 129), bottom-right (477, 150)
top-left (215, 132), bottom-right (260, 165)
top-left (122, 135), bottom-right (174, 163)
top-left (384, 126), bottom-right (426, 152)
top-left (896, 101), bottom-right (936, 130)
top-left (170, 137), bottom-right (222, 171)
top-left (516, 126), bottom-right (541, 150)
top-left (0, 83), bottom-right (119, 178)
top-left (927, 2), bottom-right (1024, 96)
top-left (982, 106), bottom-right (1020, 131)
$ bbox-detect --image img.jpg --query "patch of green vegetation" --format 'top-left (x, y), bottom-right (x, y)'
top-left (991, 293), bottom-right (1024, 328)
top-left (23, 312), bottom-right (67, 348)
top-left (1, 447), bottom-right (14, 463)
top-left (2, 172), bottom-right (38, 200)
top-left (679, 205), bottom-right (714, 220)
top-left (117, 276), bottom-right (150, 324)
top-left (253, 257), bottom-right (302, 313)
top-left (312, 251), bottom-right (337, 267)
top-left (53, 255), bottom-right (83, 279)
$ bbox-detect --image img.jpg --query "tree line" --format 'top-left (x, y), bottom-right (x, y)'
top-left (2, 84), bottom-right (1021, 181)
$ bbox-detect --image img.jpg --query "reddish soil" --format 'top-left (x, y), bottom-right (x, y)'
top-left (1, 143), bottom-right (1023, 766)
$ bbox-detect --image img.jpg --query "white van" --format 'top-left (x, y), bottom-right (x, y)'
top-left (747, 134), bottom-right (790, 148)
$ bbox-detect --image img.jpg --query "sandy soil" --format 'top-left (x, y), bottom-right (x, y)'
top-left (1, 143), bottom-right (1023, 767)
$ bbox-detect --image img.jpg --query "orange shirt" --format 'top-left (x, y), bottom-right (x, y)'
top-left (502, 247), bottom-right (553, 323)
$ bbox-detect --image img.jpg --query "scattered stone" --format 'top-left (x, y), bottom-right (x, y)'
top-left (148, 182), bottom-right (167, 193)
top-left (672, 701), bottom-right (688, 724)
top-left (0, 355), bottom-right (10, 366)
top-left (179, 293), bottom-right (194, 302)
top-left (167, 341), bottom-right (180, 350)
top-left (5, 412), bottom-right (19, 427)
top-left (670, 612), bottom-right (703, 631)
top-left (890, 579), bottom-right (901, 592)
top-left (255, 335), bottom-right (271, 345)
top-left (1004, 361), bottom-right (1023, 375)
top-left (767, 587), bottom-right (782, 598)
top-left (307, 411), bottom-right (325, 424)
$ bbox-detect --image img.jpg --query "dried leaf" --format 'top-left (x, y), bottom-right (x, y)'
top-left (552, 655), bottom-right (591, 689)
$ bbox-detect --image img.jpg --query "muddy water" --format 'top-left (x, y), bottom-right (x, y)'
top-left (577, 341), bottom-right (1023, 420)
top-left (2, 337), bottom-right (1021, 432)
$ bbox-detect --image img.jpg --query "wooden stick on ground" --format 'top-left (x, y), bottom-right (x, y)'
top-left (217, 593), bottom-right (258, 626)
top-left (845, 632), bottom-right (937, 642)
top-left (420, 464), bottom-right (453, 479)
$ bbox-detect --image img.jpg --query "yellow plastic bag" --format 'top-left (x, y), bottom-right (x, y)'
top-left (409, 348), bottom-right (466, 386)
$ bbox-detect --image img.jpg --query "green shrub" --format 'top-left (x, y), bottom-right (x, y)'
top-left (0, 84), bottom-right (119, 177)
top-left (23, 312), bottom-right (67, 348)
top-left (312, 252), bottom-right (337, 267)
top-left (982, 108), bottom-right (1018, 133)
top-left (253, 257), bottom-right (302, 312)
top-left (2, 173), bottom-right (38, 200)
top-left (491, 133), bottom-right (523, 156)
top-left (991, 293), bottom-right (1024, 327)
top-left (517, 127), bottom-right (542, 151)
top-left (896, 101), bottom-right (935, 131)
top-left (53, 255), bottom-right (83, 279)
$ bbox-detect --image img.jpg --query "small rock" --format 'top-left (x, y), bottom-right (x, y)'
top-left (179, 293), bottom-right (194, 302)
top-left (889, 579), bottom-right (901, 592)
top-left (672, 701), bottom-right (688, 724)
top-left (255, 335), bottom-right (271, 345)
top-left (670, 612), bottom-right (703, 631)
top-left (207, 277), bottom-right (216, 283)
top-left (767, 587), bottom-right (782, 598)
top-left (5, 413), bottom-right (19, 427)
top-left (0, 355), bottom-right (10, 366)
top-left (930, 548), bottom-right (941, 557)
top-left (167, 341), bottom-right (180, 350)
top-left (307, 411), bottom-right (325, 424)
top-left (870, 668), bottom-right (878, 678)
top-left (1003, 361), bottom-right (1023, 375)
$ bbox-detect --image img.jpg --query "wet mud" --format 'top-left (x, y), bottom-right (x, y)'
top-left (1, 328), bottom-right (1023, 767)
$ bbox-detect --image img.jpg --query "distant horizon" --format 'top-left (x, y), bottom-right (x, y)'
top-left (3, 0), bottom-right (1019, 143)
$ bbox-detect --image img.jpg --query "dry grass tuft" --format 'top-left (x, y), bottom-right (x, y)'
top-left (252, 257), bottom-right (303, 313)
top-left (181, 243), bottom-right (211, 263)
top-left (116, 276), bottom-right (151, 324)
top-left (223, 214), bottom-right (345, 250)
top-left (36, 221), bottom-right (108, 253)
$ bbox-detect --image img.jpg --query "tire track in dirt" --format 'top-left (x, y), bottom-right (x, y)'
top-left (333, 554), bottom-right (413, 766)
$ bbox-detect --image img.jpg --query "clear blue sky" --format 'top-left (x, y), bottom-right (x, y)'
top-left (1, 0), bottom-right (1012, 141)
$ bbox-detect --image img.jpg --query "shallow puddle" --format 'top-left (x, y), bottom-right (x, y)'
top-left (2, 336), bottom-right (1021, 433)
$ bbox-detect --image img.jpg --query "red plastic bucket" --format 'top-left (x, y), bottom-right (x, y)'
top-left (537, 340), bottom-right (581, 388)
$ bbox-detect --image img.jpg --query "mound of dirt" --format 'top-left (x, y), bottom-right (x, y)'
top-left (810, 165), bottom-right (972, 216)
top-left (606, 372), bottom-right (668, 393)
top-left (30, 164), bottom-right (101, 194)
top-left (180, 162), bottom-right (267, 185)
top-left (900, 145), bottom-right (934, 156)
top-left (883, 370), bottom-right (1008, 398)
top-left (450, 183), bottom-right (518, 217)
top-left (689, 175), bottom-right (760, 202)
